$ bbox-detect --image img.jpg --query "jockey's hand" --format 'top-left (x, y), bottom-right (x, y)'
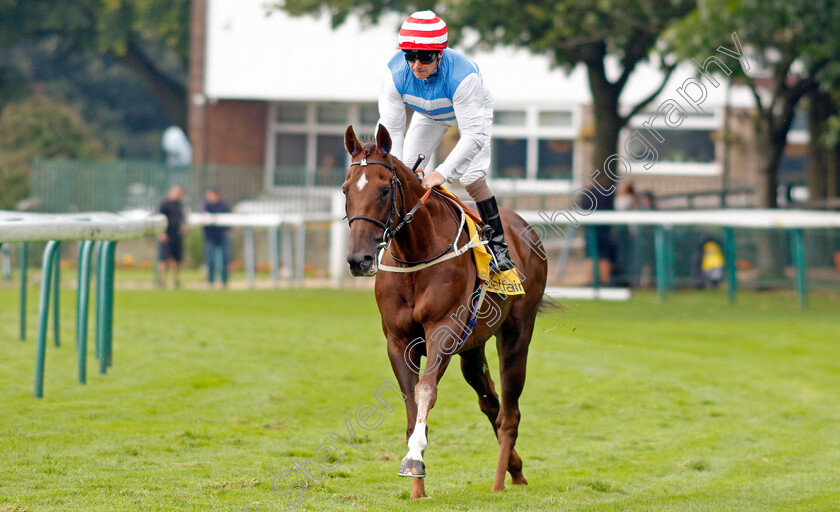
top-left (422, 171), bottom-right (446, 190)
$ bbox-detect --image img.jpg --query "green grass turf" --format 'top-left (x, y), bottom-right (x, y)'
top-left (1, 286), bottom-right (839, 511)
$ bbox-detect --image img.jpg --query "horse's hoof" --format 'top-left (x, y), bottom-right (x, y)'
top-left (398, 458), bottom-right (426, 478)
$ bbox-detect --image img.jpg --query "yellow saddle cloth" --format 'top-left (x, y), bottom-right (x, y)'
top-left (437, 186), bottom-right (524, 296)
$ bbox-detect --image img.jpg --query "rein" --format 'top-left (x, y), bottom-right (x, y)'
top-left (376, 196), bottom-right (486, 273)
top-left (346, 154), bottom-right (486, 274)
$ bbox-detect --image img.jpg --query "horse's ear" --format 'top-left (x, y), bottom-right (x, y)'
top-left (375, 124), bottom-right (392, 156)
top-left (344, 125), bottom-right (362, 157)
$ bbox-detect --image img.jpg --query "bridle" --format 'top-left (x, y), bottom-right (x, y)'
top-left (346, 154), bottom-right (435, 257)
top-left (345, 153), bottom-right (489, 273)
top-left (346, 156), bottom-right (405, 249)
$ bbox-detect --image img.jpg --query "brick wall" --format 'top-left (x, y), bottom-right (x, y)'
top-left (189, 0), bottom-right (268, 169)
top-left (204, 100), bottom-right (268, 166)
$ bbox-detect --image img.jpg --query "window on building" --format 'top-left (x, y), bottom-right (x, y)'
top-left (626, 112), bottom-right (721, 175)
top-left (537, 139), bottom-right (573, 180)
top-left (495, 110), bottom-right (526, 127)
top-left (434, 109), bottom-right (578, 183)
top-left (268, 102), bottom-right (378, 189)
top-left (361, 104), bottom-right (380, 126)
top-left (316, 134), bottom-right (347, 186)
top-left (779, 144), bottom-right (807, 184)
top-left (646, 129), bottom-right (716, 163)
top-left (492, 138), bottom-right (527, 179)
top-left (276, 104), bottom-right (307, 124)
top-left (538, 111), bottom-right (573, 127)
top-left (492, 108), bottom-right (576, 182)
top-left (274, 133), bottom-right (306, 186)
top-left (317, 104), bottom-right (348, 125)
top-left (269, 104), bottom-right (580, 187)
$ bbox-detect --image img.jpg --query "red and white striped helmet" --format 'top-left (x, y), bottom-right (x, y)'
top-left (397, 10), bottom-right (448, 51)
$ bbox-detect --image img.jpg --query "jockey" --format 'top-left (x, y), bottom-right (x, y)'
top-left (377, 10), bottom-right (515, 272)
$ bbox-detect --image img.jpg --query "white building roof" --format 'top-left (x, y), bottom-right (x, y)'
top-left (204, 0), bottom-right (755, 110)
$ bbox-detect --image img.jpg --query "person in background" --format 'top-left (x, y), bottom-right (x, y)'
top-left (578, 178), bottom-right (617, 286)
top-left (614, 182), bottom-right (639, 286)
top-left (202, 187), bottom-right (231, 288)
top-left (614, 182), bottom-right (638, 211)
top-left (157, 185), bottom-right (185, 289)
top-left (636, 190), bottom-right (658, 287)
top-left (691, 233), bottom-right (725, 289)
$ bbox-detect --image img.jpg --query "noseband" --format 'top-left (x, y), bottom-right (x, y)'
top-left (347, 153), bottom-right (430, 248)
top-left (347, 154), bottom-right (467, 268)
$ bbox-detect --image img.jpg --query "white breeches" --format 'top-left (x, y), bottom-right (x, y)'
top-left (402, 115), bottom-right (491, 186)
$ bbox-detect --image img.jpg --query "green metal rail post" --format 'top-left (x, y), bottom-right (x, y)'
top-left (665, 228), bottom-right (676, 292)
top-left (20, 242), bottom-right (27, 341)
top-left (790, 229), bottom-right (808, 307)
top-left (53, 250), bottom-right (60, 347)
top-left (34, 240), bottom-right (61, 398)
top-left (654, 226), bottom-right (667, 301)
top-left (76, 240), bottom-right (95, 384)
top-left (270, 227), bottom-right (280, 286)
top-left (282, 225), bottom-right (293, 285)
top-left (94, 242), bottom-right (103, 362)
top-left (723, 227), bottom-right (737, 303)
top-left (76, 243), bottom-right (83, 350)
top-left (296, 221), bottom-right (306, 285)
top-left (244, 227), bottom-right (255, 289)
top-left (104, 241), bottom-right (116, 369)
top-left (586, 226), bottom-right (601, 293)
top-left (97, 241), bottom-right (116, 373)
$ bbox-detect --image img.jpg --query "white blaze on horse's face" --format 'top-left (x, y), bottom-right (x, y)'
top-left (356, 171), bottom-right (368, 192)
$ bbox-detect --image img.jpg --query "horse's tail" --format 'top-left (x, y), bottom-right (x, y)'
top-left (538, 293), bottom-right (565, 314)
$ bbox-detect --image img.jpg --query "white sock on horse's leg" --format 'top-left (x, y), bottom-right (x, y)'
top-left (405, 419), bottom-right (427, 461)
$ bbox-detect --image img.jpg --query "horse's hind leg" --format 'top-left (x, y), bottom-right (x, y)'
top-left (460, 346), bottom-right (501, 431)
top-left (461, 339), bottom-right (530, 489)
top-left (461, 346), bottom-right (527, 485)
top-left (492, 318), bottom-right (536, 491)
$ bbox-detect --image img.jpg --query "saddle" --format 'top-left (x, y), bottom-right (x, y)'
top-left (436, 187), bottom-right (524, 296)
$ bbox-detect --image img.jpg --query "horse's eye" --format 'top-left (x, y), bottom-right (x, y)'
top-left (380, 187), bottom-right (391, 197)
top-left (341, 187), bottom-right (347, 195)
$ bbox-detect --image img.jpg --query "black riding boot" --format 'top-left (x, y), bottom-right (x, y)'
top-left (476, 196), bottom-right (516, 272)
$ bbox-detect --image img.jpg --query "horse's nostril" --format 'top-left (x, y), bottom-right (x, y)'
top-left (347, 253), bottom-right (374, 274)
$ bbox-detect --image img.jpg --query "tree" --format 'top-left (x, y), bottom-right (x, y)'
top-left (806, 90), bottom-right (840, 206)
top-left (3, 0), bottom-right (189, 127)
top-left (280, 0), bottom-right (695, 187)
top-left (670, 0), bottom-right (840, 208)
top-left (1, 37), bottom-right (176, 159)
top-left (0, 94), bottom-right (109, 209)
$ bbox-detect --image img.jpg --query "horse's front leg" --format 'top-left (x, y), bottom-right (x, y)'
top-left (398, 328), bottom-right (453, 488)
top-left (387, 335), bottom-right (427, 499)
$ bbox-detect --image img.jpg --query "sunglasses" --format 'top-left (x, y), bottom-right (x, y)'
top-left (403, 50), bottom-right (439, 64)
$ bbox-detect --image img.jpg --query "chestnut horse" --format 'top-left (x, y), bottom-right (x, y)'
top-left (342, 125), bottom-right (548, 499)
